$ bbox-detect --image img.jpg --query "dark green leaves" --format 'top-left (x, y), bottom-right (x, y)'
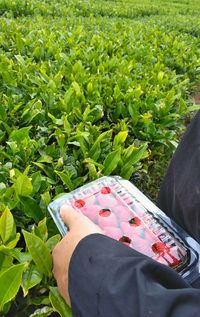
top-left (19, 196), bottom-right (44, 222)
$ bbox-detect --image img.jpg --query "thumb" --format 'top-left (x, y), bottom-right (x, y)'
top-left (60, 205), bottom-right (82, 229)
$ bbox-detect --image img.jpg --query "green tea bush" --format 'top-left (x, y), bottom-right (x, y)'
top-left (0, 0), bottom-right (200, 315)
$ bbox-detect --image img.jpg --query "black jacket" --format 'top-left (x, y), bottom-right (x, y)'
top-left (69, 234), bottom-right (200, 317)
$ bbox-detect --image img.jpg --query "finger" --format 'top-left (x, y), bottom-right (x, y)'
top-left (60, 205), bottom-right (82, 229)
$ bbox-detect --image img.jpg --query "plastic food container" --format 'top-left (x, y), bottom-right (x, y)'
top-left (48, 176), bottom-right (200, 286)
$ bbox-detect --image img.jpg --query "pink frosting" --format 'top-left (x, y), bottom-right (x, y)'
top-left (81, 204), bottom-right (100, 222)
top-left (104, 227), bottom-right (123, 240)
top-left (98, 211), bottom-right (118, 228)
top-left (114, 205), bottom-right (132, 222)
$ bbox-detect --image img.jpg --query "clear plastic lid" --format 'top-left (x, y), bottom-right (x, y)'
top-left (48, 176), bottom-right (189, 271)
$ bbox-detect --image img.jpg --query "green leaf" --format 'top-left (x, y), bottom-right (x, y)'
top-left (22, 264), bottom-right (43, 297)
top-left (186, 104), bottom-right (200, 113)
top-left (15, 54), bottom-right (26, 66)
top-left (157, 71), bottom-right (164, 82)
top-left (178, 97), bottom-right (187, 113)
top-left (29, 295), bottom-right (50, 306)
top-left (0, 208), bottom-right (15, 244)
top-left (113, 131), bottom-right (128, 149)
top-left (8, 249), bottom-right (32, 263)
top-left (113, 85), bottom-right (121, 100)
top-left (6, 233), bottom-right (20, 249)
top-left (121, 144), bottom-right (148, 178)
top-left (30, 306), bottom-right (54, 317)
top-left (63, 87), bottom-right (74, 113)
top-left (32, 172), bottom-right (42, 194)
top-left (48, 113), bottom-right (63, 126)
top-left (0, 264), bottom-right (24, 311)
top-left (55, 170), bottom-right (74, 191)
top-left (120, 165), bottom-right (134, 179)
top-left (49, 287), bottom-right (72, 317)
top-left (19, 196), bottom-right (44, 222)
top-left (23, 230), bottom-right (52, 277)
top-left (123, 143), bottom-right (148, 164)
top-left (0, 251), bottom-right (13, 272)
top-left (6, 141), bottom-right (18, 154)
top-left (89, 130), bottom-right (112, 161)
top-left (14, 174), bottom-right (33, 197)
top-left (72, 81), bottom-right (82, 97)
top-left (127, 104), bottom-right (139, 124)
top-left (9, 127), bottom-right (31, 143)
top-left (1, 301), bottom-right (11, 315)
top-left (37, 155), bottom-right (53, 164)
top-left (46, 235), bottom-right (61, 252)
top-left (33, 218), bottom-right (48, 241)
top-left (41, 192), bottom-right (51, 207)
top-left (103, 148), bottom-right (121, 175)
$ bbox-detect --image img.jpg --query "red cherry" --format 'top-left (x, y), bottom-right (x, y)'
top-left (119, 236), bottom-right (131, 245)
top-left (74, 199), bottom-right (85, 208)
top-left (129, 217), bottom-right (141, 226)
top-left (152, 242), bottom-right (166, 254)
top-left (101, 186), bottom-right (111, 194)
top-left (99, 208), bottom-right (111, 217)
top-left (98, 212), bottom-right (118, 228)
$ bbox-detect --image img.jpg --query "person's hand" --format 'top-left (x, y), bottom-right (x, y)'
top-left (52, 205), bottom-right (103, 306)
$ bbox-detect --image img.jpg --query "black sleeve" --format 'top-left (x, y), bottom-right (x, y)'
top-left (158, 111), bottom-right (200, 243)
top-left (69, 233), bottom-right (200, 317)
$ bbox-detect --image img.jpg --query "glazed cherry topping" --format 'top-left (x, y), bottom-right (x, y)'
top-left (129, 217), bottom-right (141, 226)
top-left (99, 208), bottom-right (111, 217)
top-left (152, 242), bottom-right (166, 254)
top-left (119, 236), bottom-right (131, 245)
top-left (101, 186), bottom-right (111, 194)
top-left (74, 199), bottom-right (85, 208)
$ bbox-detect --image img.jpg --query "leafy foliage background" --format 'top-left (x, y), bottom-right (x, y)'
top-left (0, 0), bottom-right (200, 315)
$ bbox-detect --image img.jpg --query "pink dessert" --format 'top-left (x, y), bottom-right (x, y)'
top-left (104, 227), bottom-right (123, 240)
top-left (82, 203), bottom-right (100, 222)
top-left (115, 206), bottom-right (132, 222)
top-left (98, 210), bottom-right (118, 228)
top-left (121, 222), bottom-right (140, 237)
top-left (67, 179), bottom-right (187, 271)
top-left (98, 188), bottom-right (119, 208)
